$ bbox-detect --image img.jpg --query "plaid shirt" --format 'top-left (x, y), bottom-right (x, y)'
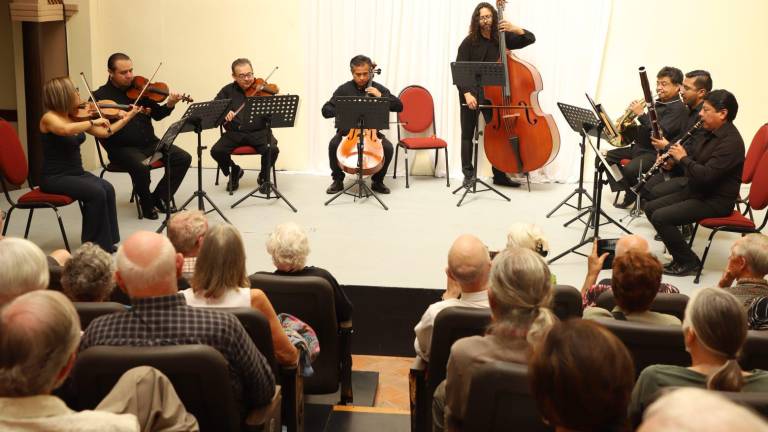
top-left (79, 293), bottom-right (275, 410)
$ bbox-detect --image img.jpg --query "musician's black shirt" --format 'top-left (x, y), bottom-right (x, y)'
top-left (320, 80), bottom-right (402, 134)
top-left (214, 82), bottom-right (266, 132)
top-left (680, 121), bottom-right (744, 203)
top-left (93, 79), bottom-right (174, 149)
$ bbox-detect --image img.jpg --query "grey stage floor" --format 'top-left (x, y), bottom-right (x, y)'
top-left (3, 168), bottom-right (750, 296)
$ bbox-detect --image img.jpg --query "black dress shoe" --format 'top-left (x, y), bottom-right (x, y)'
top-left (154, 199), bottom-right (177, 214)
top-left (371, 181), bottom-right (391, 194)
top-left (227, 165), bottom-right (244, 192)
top-left (258, 182), bottom-right (270, 194)
top-left (462, 176), bottom-right (473, 187)
top-left (326, 180), bottom-right (344, 194)
top-left (663, 261), bottom-right (701, 277)
top-left (142, 207), bottom-right (159, 220)
top-left (663, 260), bottom-right (677, 271)
top-left (614, 196), bottom-right (636, 209)
top-left (492, 176), bottom-right (522, 188)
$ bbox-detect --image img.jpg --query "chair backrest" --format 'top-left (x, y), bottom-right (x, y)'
top-left (748, 149), bottom-right (768, 211)
top-left (72, 345), bottom-right (242, 432)
top-left (740, 330), bottom-right (768, 371)
top-left (398, 85), bottom-right (435, 135)
top-left (596, 291), bottom-right (690, 322)
top-left (552, 284), bottom-right (583, 320)
top-left (209, 307), bottom-right (279, 377)
top-left (248, 273), bottom-right (339, 394)
top-left (463, 362), bottom-right (552, 432)
top-left (73, 302), bottom-right (127, 330)
top-left (743, 123), bottom-right (768, 183)
top-left (0, 118), bottom-right (28, 186)
top-left (718, 390), bottom-right (768, 419)
top-left (596, 319), bottom-right (688, 377)
top-left (426, 306), bottom-right (491, 394)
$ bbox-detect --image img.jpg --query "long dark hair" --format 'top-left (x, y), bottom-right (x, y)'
top-left (468, 2), bottom-right (499, 42)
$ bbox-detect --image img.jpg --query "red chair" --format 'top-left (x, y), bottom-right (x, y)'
top-left (736, 123), bottom-right (768, 218)
top-left (689, 148), bottom-right (768, 284)
top-left (95, 137), bottom-right (166, 219)
top-left (393, 85), bottom-right (449, 188)
top-left (213, 127), bottom-right (277, 196)
top-left (0, 119), bottom-right (77, 251)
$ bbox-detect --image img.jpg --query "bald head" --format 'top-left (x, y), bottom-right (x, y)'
top-left (616, 234), bottom-right (649, 257)
top-left (447, 234), bottom-right (491, 293)
top-left (115, 231), bottom-right (181, 298)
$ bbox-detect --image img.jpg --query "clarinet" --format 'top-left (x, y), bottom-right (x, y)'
top-left (630, 120), bottom-right (704, 193)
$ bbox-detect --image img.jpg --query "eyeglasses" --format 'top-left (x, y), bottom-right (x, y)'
top-left (656, 80), bottom-right (674, 88)
top-left (478, 15), bottom-right (493, 22)
top-left (236, 72), bottom-right (254, 80)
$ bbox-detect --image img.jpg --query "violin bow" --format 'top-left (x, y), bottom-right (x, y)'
top-left (79, 72), bottom-right (111, 134)
top-left (132, 62), bottom-right (163, 104)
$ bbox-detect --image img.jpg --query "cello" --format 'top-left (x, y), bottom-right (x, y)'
top-left (482, 0), bottom-right (560, 176)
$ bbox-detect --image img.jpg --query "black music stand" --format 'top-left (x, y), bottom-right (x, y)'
top-left (158, 99), bottom-right (231, 232)
top-left (324, 96), bottom-right (391, 210)
top-left (548, 117), bottom-right (631, 264)
top-left (450, 61), bottom-right (511, 207)
top-left (546, 103), bottom-right (599, 219)
top-left (230, 95), bottom-right (299, 212)
top-left (152, 118), bottom-right (185, 232)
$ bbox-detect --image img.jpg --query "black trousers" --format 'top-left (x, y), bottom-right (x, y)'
top-left (644, 190), bottom-right (733, 266)
top-left (605, 146), bottom-right (656, 193)
top-left (211, 129), bottom-right (278, 180)
top-left (328, 133), bottom-right (393, 183)
top-left (40, 172), bottom-right (119, 252)
top-left (642, 175), bottom-right (688, 202)
top-left (105, 143), bottom-right (191, 208)
top-left (459, 104), bottom-right (506, 179)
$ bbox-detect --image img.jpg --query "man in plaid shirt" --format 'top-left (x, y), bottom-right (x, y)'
top-left (80, 231), bottom-right (275, 415)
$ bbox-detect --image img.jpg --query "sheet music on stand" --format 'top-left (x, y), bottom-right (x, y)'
top-left (585, 93), bottom-right (618, 142)
top-left (242, 95), bottom-right (300, 128)
top-left (143, 118), bottom-right (186, 166)
top-left (333, 96), bottom-right (390, 131)
top-left (586, 133), bottom-right (623, 183)
top-left (557, 102), bottom-right (605, 139)
top-left (179, 99), bottom-right (232, 132)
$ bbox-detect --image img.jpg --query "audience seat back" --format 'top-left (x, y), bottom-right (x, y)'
top-left (596, 318), bottom-right (688, 377)
top-left (718, 390), bottom-right (768, 419)
top-left (596, 291), bottom-right (689, 322)
top-left (73, 302), bottom-right (126, 330)
top-left (463, 361), bottom-right (552, 432)
top-left (552, 284), bottom-right (582, 320)
top-left (741, 330), bottom-right (768, 371)
top-left (208, 307), bottom-right (279, 376)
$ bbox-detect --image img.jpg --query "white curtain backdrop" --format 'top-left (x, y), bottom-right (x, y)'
top-left (302, 0), bottom-right (612, 183)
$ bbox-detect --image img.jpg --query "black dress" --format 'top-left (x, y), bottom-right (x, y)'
top-left (39, 132), bottom-right (119, 251)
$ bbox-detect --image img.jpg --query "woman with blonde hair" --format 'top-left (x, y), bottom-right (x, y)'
top-left (629, 287), bottom-right (768, 423)
top-left (182, 224), bottom-right (298, 366)
top-left (433, 247), bottom-right (557, 431)
top-left (39, 76), bottom-right (139, 252)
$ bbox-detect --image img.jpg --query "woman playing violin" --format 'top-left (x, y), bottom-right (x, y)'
top-left (211, 58), bottom-right (279, 194)
top-left (93, 52), bottom-right (192, 220)
top-left (321, 54), bottom-right (403, 195)
top-left (39, 76), bottom-right (140, 252)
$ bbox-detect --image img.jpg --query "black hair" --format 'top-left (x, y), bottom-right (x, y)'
top-left (657, 66), bottom-right (684, 85)
top-left (349, 55), bottom-right (373, 70)
top-left (107, 53), bottom-right (131, 71)
top-left (469, 2), bottom-right (499, 42)
top-left (231, 58), bottom-right (252, 74)
top-left (685, 70), bottom-right (713, 93)
top-left (704, 89), bottom-right (739, 122)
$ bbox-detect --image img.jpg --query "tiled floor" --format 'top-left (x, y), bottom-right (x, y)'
top-left (352, 355), bottom-right (413, 411)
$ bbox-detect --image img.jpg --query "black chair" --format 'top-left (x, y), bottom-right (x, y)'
top-left (463, 362), bottom-right (551, 432)
top-left (73, 302), bottom-right (126, 329)
top-left (248, 273), bottom-right (352, 404)
top-left (410, 306), bottom-right (491, 432)
top-left (72, 345), bottom-right (281, 432)
top-left (596, 291), bottom-right (690, 322)
top-left (553, 284), bottom-right (582, 320)
top-left (718, 391), bottom-right (768, 419)
top-left (740, 330), bottom-right (768, 371)
top-left (596, 318), bottom-right (688, 377)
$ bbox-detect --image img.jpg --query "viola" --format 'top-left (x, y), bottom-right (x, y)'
top-left (482, 0), bottom-right (560, 174)
top-left (126, 75), bottom-right (193, 104)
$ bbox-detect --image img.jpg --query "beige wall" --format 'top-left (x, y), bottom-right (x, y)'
top-left (0, 0), bottom-right (16, 110)
top-left (596, 0), bottom-right (768, 146)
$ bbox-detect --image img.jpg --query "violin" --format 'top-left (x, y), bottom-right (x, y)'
top-left (71, 100), bottom-right (150, 121)
top-left (127, 75), bottom-right (193, 104)
top-left (244, 77), bottom-right (279, 97)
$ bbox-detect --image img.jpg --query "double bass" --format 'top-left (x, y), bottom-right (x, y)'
top-left (483, 0), bottom-right (560, 175)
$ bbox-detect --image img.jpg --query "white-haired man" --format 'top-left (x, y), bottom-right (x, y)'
top-left (167, 210), bottom-right (208, 281)
top-left (80, 231), bottom-right (276, 415)
top-left (0, 237), bottom-right (49, 305)
top-left (414, 234), bottom-right (491, 362)
top-left (581, 234), bottom-right (679, 308)
top-left (719, 233), bottom-right (768, 307)
top-left (0, 290), bottom-right (198, 431)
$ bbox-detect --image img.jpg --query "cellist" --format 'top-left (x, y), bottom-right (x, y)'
top-left (321, 55), bottom-right (403, 195)
top-left (456, 2), bottom-right (535, 188)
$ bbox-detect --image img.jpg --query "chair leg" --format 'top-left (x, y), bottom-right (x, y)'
top-left (694, 229), bottom-right (719, 284)
top-left (215, 166), bottom-right (220, 186)
top-left (53, 207), bottom-right (71, 252)
top-left (434, 148), bottom-right (439, 174)
top-left (24, 209), bottom-right (34, 238)
top-left (2, 206), bottom-right (14, 236)
top-left (444, 147), bottom-right (450, 187)
top-left (272, 162), bottom-right (277, 188)
top-left (404, 148), bottom-right (410, 189)
top-left (614, 191), bottom-right (621, 205)
top-left (134, 190), bottom-right (143, 220)
top-left (393, 144), bottom-right (400, 179)
top-left (688, 223), bottom-right (699, 247)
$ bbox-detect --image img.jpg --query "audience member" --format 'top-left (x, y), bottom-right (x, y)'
top-left (638, 388), bottom-right (768, 432)
top-left (718, 233), bottom-right (768, 307)
top-left (582, 235), bottom-right (678, 308)
top-left (629, 287), bottom-right (768, 423)
top-left (529, 319), bottom-right (635, 432)
top-left (433, 247), bottom-right (556, 432)
top-left (183, 224), bottom-right (299, 366)
top-left (167, 210), bottom-right (208, 281)
top-left (584, 251), bottom-right (681, 325)
top-left (0, 290), bottom-right (198, 431)
top-left (748, 296), bottom-right (768, 330)
top-left (261, 222), bottom-right (353, 324)
top-left (414, 234), bottom-right (491, 362)
top-left (505, 222), bottom-right (549, 257)
top-left (0, 238), bottom-right (49, 305)
top-left (61, 242), bottom-right (115, 302)
top-left (79, 231), bottom-right (276, 415)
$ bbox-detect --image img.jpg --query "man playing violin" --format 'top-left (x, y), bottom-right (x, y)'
top-left (456, 2), bottom-right (536, 188)
top-left (321, 54), bottom-right (403, 194)
top-left (93, 52), bottom-right (192, 220)
top-left (211, 58), bottom-right (279, 194)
